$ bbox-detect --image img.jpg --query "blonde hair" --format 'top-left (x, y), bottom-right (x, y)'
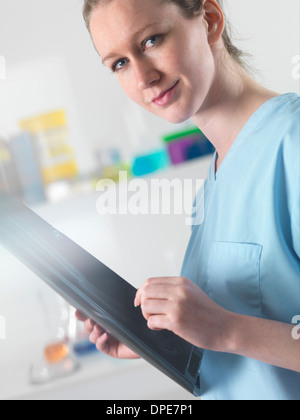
top-left (83, 0), bottom-right (246, 69)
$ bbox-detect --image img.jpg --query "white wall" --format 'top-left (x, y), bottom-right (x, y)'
top-left (223, 0), bottom-right (300, 93)
top-left (0, 0), bottom-right (299, 174)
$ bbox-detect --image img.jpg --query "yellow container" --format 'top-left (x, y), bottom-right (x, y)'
top-left (19, 110), bottom-right (78, 185)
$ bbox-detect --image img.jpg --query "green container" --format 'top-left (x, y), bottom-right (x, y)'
top-left (162, 126), bottom-right (202, 143)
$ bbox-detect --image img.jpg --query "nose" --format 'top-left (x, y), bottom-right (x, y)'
top-left (133, 58), bottom-right (160, 90)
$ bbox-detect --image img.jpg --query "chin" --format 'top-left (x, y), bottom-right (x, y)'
top-left (165, 115), bottom-right (190, 124)
top-left (161, 107), bottom-right (195, 125)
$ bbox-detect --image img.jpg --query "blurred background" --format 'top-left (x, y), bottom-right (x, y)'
top-left (0, 0), bottom-right (299, 400)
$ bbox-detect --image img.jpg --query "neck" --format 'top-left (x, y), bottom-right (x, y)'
top-left (192, 59), bottom-right (278, 171)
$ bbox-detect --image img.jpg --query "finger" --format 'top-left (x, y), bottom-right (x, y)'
top-left (84, 318), bottom-right (95, 333)
top-left (134, 287), bottom-right (142, 308)
top-left (142, 284), bottom-right (174, 301)
top-left (135, 277), bottom-right (176, 307)
top-left (134, 277), bottom-right (184, 306)
top-left (95, 332), bottom-right (110, 352)
top-left (136, 285), bottom-right (174, 310)
top-left (89, 325), bottom-right (99, 344)
top-left (141, 299), bottom-right (170, 321)
top-left (145, 277), bottom-right (179, 284)
top-left (89, 324), bottom-right (106, 343)
top-left (147, 315), bottom-right (169, 331)
top-left (75, 310), bottom-right (88, 321)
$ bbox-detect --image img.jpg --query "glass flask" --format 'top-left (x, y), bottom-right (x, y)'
top-left (29, 289), bottom-right (80, 385)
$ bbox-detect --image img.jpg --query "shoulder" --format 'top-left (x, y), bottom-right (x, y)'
top-left (279, 92), bottom-right (300, 133)
top-left (277, 94), bottom-right (299, 167)
top-left (265, 94), bottom-right (300, 257)
top-left (268, 93), bottom-right (299, 133)
top-left (269, 94), bottom-right (299, 181)
top-left (277, 95), bottom-right (299, 252)
top-left (273, 92), bottom-right (299, 136)
top-left (272, 92), bottom-right (300, 113)
top-left (257, 93), bottom-right (299, 158)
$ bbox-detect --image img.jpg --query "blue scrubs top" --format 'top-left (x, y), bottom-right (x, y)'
top-left (181, 93), bottom-right (300, 400)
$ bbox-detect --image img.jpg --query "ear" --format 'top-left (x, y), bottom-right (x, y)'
top-left (202, 0), bottom-right (225, 46)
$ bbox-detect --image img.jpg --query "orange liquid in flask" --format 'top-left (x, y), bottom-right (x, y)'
top-left (44, 342), bottom-right (69, 364)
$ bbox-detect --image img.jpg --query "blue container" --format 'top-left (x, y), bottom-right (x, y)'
top-left (132, 149), bottom-right (170, 177)
top-left (9, 131), bottom-right (46, 204)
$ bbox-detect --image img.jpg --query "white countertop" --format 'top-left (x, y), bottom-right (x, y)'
top-left (0, 156), bottom-right (211, 400)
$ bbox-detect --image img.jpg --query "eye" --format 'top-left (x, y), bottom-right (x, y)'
top-left (142, 35), bottom-right (162, 50)
top-left (112, 58), bottom-right (128, 72)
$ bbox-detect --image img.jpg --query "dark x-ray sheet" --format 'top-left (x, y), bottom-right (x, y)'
top-left (0, 189), bottom-right (202, 396)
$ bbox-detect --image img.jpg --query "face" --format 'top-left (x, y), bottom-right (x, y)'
top-left (90, 0), bottom-right (216, 124)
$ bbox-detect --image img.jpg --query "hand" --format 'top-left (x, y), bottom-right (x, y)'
top-left (134, 277), bottom-right (232, 352)
top-left (75, 310), bottom-right (140, 359)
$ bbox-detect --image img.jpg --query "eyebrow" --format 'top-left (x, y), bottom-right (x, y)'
top-left (101, 22), bottom-right (161, 65)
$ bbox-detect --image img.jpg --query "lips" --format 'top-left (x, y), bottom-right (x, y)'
top-left (152, 80), bottom-right (179, 107)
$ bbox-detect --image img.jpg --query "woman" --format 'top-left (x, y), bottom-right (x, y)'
top-left (77, 0), bottom-right (300, 400)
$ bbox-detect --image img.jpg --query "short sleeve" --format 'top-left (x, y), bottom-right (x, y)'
top-left (282, 109), bottom-right (300, 259)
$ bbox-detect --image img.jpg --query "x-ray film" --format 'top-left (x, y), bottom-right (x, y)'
top-left (0, 189), bottom-right (202, 396)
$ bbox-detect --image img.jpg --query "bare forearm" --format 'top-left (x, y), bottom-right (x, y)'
top-left (224, 312), bottom-right (300, 373)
